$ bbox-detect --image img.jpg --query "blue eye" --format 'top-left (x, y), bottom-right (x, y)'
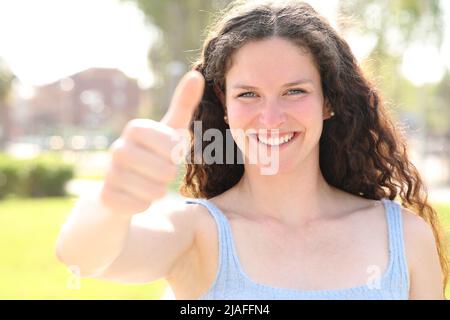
top-left (286, 89), bottom-right (306, 95)
top-left (237, 89), bottom-right (306, 98)
top-left (237, 92), bottom-right (257, 98)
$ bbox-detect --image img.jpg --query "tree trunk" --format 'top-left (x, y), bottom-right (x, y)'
top-left (0, 101), bottom-right (10, 150)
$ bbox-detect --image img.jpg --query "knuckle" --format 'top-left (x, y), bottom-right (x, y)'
top-left (139, 179), bottom-right (162, 200)
top-left (123, 119), bottom-right (141, 138)
top-left (124, 118), bottom-right (157, 139)
top-left (125, 118), bottom-right (141, 129)
top-left (104, 166), bottom-right (121, 186)
top-left (99, 184), bottom-right (115, 206)
top-left (111, 143), bottom-right (130, 165)
top-left (133, 203), bottom-right (150, 214)
top-left (109, 138), bottom-right (123, 154)
top-left (165, 165), bottom-right (178, 180)
top-left (134, 193), bottom-right (154, 210)
top-left (151, 185), bottom-right (167, 199)
top-left (154, 162), bottom-right (177, 182)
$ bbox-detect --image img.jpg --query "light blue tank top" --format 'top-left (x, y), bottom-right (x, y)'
top-left (184, 197), bottom-right (410, 300)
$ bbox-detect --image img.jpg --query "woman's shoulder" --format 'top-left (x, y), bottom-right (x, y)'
top-left (399, 205), bottom-right (444, 299)
top-left (400, 205), bottom-right (434, 238)
top-left (170, 197), bottom-right (222, 243)
top-left (143, 197), bottom-right (217, 246)
top-left (344, 195), bottom-right (433, 239)
top-left (398, 205), bottom-right (438, 267)
top-left (399, 205), bottom-right (440, 265)
top-left (348, 197), bottom-right (443, 298)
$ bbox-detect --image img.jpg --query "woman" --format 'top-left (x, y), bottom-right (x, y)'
top-left (56, 0), bottom-right (448, 300)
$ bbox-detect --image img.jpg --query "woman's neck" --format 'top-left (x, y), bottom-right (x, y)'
top-left (233, 163), bottom-right (338, 226)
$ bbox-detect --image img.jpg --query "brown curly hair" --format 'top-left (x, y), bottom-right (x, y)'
top-left (179, 0), bottom-right (448, 295)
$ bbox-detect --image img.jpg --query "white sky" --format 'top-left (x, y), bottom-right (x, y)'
top-left (0, 0), bottom-right (157, 89)
top-left (311, 0), bottom-right (450, 86)
top-left (0, 0), bottom-right (449, 90)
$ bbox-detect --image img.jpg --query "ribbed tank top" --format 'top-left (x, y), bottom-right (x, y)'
top-left (184, 197), bottom-right (409, 300)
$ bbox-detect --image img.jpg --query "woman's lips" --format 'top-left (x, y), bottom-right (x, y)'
top-left (248, 131), bottom-right (301, 148)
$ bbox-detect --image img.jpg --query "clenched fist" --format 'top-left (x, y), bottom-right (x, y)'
top-left (100, 70), bottom-right (205, 216)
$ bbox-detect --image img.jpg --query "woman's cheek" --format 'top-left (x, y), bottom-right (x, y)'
top-left (288, 98), bottom-right (323, 122)
top-left (227, 103), bottom-right (257, 128)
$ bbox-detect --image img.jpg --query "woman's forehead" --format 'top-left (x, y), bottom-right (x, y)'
top-left (225, 37), bottom-right (320, 87)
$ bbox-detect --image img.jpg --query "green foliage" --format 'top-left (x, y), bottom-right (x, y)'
top-left (122, 0), bottom-right (231, 117)
top-left (0, 59), bottom-right (15, 148)
top-left (339, 0), bottom-right (447, 133)
top-left (0, 197), bottom-right (166, 299)
top-left (0, 196), bottom-right (448, 298)
top-left (0, 153), bottom-right (75, 199)
top-left (0, 154), bottom-right (22, 198)
top-left (339, 0), bottom-right (443, 50)
top-left (0, 58), bottom-right (14, 100)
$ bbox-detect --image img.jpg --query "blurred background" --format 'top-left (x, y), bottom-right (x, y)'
top-left (0, 0), bottom-right (449, 299)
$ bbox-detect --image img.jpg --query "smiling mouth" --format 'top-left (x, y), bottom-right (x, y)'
top-left (250, 132), bottom-right (301, 147)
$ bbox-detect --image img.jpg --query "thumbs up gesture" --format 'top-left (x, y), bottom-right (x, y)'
top-left (99, 71), bottom-right (205, 216)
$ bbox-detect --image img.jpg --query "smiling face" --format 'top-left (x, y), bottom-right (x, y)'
top-left (224, 36), bottom-right (332, 174)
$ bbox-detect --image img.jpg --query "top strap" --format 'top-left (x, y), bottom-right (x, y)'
top-left (184, 198), bottom-right (241, 282)
top-left (381, 198), bottom-right (410, 291)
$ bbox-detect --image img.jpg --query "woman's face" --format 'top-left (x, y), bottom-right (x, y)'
top-left (224, 36), bottom-right (332, 174)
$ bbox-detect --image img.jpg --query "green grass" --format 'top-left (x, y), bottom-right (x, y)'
top-left (435, 203), bottom-right (450, 299)
top-left (0, 196), bottom-right (166, 299)
top-left (436, 203), bottom-right (450, 230)
top-left (0, 196), bottom-right (449, 299)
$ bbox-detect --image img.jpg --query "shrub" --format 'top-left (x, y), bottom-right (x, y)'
top-left (0, 153), bottom-right (74, 199)
top-left (0, 154), bottom-right (21, 199)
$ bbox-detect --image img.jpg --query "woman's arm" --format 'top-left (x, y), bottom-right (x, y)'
top-left (55, 191), bottom-right (199, 283)
top-left (55, 190), bottom-right (134, 277)
top-left (56, 70), bottom-right (205, 283)
top-left (89, 199), bottom-right (201, 284)
top-left (403, 208), bottom-right (446, 300)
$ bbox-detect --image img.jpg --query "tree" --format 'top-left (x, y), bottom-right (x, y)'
top-left (338, 0), bottom-right (444, 107)
top-left (0, 59), bottom-right (15, 149)
top-left (435, 71), bottom-right (450, 182)
top-left (122, 0), bottom-right (232, 118)
top-left (338, 0), bottom-right (448, 183)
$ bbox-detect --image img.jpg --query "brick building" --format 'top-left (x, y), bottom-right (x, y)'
top-left (18, 68), bottom-right (142, 142)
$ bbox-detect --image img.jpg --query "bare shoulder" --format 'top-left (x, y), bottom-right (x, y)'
top-left (399, 206), bottom-right (445, 299)
top-left (144, 198), bottom-right (218, 258)
top-left (163, 198), bottom-right (217, 239)
top-left (401, 206), bottom-right (434, 238)
top-left (144, 198), bottom-right (211, 228)
top-left (400, 206), bottom-right (439, 262)
top-left (161, 198), bottom-right (218, 299)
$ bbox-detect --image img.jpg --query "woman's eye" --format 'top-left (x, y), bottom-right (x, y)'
top-left (237, 89), bottom-right (306, 98)
top-left (286, 89), bottom-right (306, 95)
top-left (237, 92), bottom-right (257, 98)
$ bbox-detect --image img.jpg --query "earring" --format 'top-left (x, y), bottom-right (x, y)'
top-left (224, 115), bottom-right (229, 124)
top-left (330, 111), bottom-right (335, 117)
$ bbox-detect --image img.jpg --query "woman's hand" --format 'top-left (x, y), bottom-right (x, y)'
top-left (100, 70), bottom-right (205, 216)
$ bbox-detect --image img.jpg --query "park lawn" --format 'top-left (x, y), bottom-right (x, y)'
top-left (0, 196), bottom-right (449, 299)
top-left (435, 203), bottom-right (450, 300)
top-left (0, 196), bottom-right (166, 299)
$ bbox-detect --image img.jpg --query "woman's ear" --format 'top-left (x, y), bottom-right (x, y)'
top-left (323, 99), bottom-right (335, 120)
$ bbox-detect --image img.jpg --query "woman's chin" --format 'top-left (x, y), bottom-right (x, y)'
top-left (247, 158), bottom-right (298, 176)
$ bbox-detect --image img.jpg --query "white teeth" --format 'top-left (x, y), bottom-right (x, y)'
top-left (257, 132), bottom-right (295, 146)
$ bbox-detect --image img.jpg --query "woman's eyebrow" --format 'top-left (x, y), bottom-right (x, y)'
top-left (231, 79), bottom-right (314, 90)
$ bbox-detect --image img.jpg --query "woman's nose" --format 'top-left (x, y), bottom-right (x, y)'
top-left (259, 103), bottom-right (286, 128)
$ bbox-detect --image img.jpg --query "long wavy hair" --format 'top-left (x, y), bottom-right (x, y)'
top-left (179, 0), bottom-right (448, 295)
